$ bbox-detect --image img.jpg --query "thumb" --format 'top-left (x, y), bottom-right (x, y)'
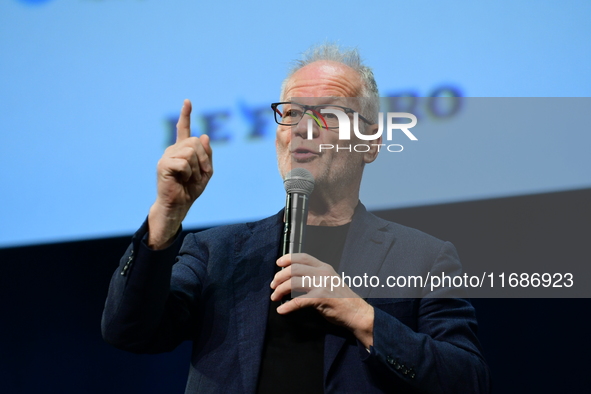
top-left (199, 134), bottom-right (212, 157)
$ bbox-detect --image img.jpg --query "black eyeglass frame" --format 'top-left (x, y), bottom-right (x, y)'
top-left (270, 101), bottom-right (373, 129)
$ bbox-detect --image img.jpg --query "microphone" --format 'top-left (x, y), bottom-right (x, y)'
top-left (282, 168), bottom-right (315, 256)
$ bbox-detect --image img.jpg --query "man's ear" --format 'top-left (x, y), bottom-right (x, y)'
top-left (363, 123), bottom-right (382, 164)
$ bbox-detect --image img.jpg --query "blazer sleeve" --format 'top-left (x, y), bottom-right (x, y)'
top-left (364, 242), bottom-right (492, 393)
top-left (101, 220), bottom-right (205, 354)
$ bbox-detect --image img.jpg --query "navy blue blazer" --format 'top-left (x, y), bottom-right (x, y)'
top-left (102, 203), bottom-right (491, 393)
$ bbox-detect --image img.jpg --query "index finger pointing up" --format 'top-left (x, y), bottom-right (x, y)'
top-left (176, 99), bottom-right (192, 141)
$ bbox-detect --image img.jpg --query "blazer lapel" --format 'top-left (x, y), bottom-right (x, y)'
top-left (338, 203), bottom-right (397, 288)
top-left (232, 212), bottom-right (283, 393)
top-left (324, 203), bottom-right (397, 381)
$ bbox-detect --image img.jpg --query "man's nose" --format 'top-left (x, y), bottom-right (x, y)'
top-left (293, 113), bottom-right (320, 140)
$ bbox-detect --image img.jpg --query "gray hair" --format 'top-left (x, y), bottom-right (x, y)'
top-left (280, 43), bottom-right (380, 123)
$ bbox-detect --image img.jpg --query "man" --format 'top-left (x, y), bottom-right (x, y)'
top-left (102, 44), bottom-right (491, 393)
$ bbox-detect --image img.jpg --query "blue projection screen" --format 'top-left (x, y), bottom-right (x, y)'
top-left (1, 0), bottom-right (590, 247)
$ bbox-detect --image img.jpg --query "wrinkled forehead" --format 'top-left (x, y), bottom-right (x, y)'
top-left (282, 61), bottom-right (364, 100)
top-left (287, 96), bottom-right (360, 109)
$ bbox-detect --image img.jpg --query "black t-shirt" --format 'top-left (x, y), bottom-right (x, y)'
top-left (256, 223), bottom-right (351, 394)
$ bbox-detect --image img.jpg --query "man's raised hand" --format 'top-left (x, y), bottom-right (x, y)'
top-left (148, 99), bottom-right (213, 249)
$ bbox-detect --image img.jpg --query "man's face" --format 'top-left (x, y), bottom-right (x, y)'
top-left (275, 61), bottom-right (377, 192)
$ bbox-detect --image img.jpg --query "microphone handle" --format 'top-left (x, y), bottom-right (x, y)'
top-left (282, 191), bottom-right (309, 256)
top-left (281, 191), bottom-right (309, 303)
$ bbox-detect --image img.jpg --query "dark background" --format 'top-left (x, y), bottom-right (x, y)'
top-left (1, 188), bottom-right (590, 393)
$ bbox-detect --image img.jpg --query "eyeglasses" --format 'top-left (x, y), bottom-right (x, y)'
top-left (270, 101), bottom-right (372, 129)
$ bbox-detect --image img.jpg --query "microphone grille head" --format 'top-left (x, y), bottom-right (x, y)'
top-left (284, 168), bottom-right (315, 195)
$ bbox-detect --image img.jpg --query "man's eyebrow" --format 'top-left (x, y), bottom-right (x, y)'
top-left (320, 96), bottom-right (345, 104)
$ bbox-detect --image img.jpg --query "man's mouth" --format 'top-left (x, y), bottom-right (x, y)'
top-left (291, 147), bottom-right (319, 161)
